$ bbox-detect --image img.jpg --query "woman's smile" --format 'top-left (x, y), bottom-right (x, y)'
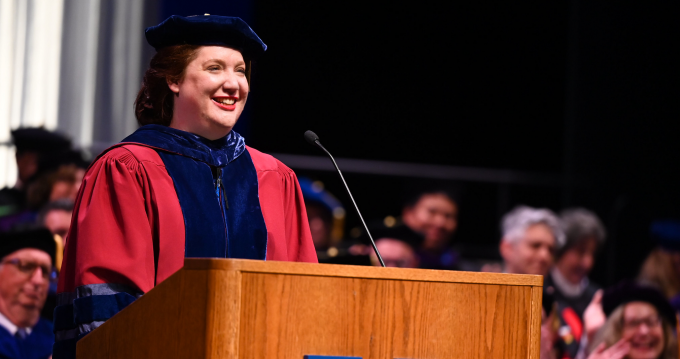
top-left (212, 96), bottom-right (238, 111)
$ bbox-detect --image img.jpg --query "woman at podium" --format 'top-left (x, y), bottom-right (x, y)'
top-left (53, 15), bottom-right (317, 359)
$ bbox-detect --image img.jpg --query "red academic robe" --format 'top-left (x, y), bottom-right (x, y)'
top-left (53, 133), bottom-right (317, 358)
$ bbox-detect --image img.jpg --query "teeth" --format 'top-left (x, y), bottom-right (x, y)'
top-left (214, 98), bottom-right (235, 105)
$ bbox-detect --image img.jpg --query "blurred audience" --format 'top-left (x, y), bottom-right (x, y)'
top-left (544, 208), bottom-right (607, 359)
top-left (299, 178), bottom-right (372, 265)
top-left (36, 200), bottom-right (74, 239)
top-left (638, 220), bottom-right (680, 311)
top-left (6, 129), bottom-right (71, 190)
top-left (299, 178), bottom-right (345, 251)
top-left (26, 150), bottom-right (88, 212)
top-left (0, 128), bottom-right (86, 233)
top-left (0, 229), bottom-right (56, 358)
top-left (371, 238), bottom-right (419, 268)
top-left (498, 205), bottom-right (564, 276)
top-left (400, 188), bottom-right (460, 270)
top-left (584, 282), bottom-right (677, 359)
top-left (368, 226), bottom-right (424, 268)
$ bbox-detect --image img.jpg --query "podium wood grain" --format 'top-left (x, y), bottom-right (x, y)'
top-left (77, 259), bottom-right (543, 359)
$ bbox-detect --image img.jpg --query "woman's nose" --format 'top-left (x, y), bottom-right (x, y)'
top-left (637, 324), bottom-right (651, 335)
top-left (221, 73), bottom-right (240, 92)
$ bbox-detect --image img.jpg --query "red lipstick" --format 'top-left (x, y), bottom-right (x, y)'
top-left (212, 96), bottom-right (238, 111)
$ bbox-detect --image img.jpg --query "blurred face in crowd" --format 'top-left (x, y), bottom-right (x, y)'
top-left (555, 237), bottom-right (598, 285)
top-left (168, 46), bottom-right (249, 140)
top-left (665, 250), bottom-right (680, 278)
top-left (306, 203), bottom-right (332, 250)
top-left (402, 194), bottom-right (458, 250)
top-left (621, 302), bottom-right (665, 359)
top-left (0, 249), bottom-right (51, 328)
top-left (49, 168), bottom-right (84, 203)
top-left (15, 151), bottom-right (39, 185)
top-left (500, 223), bottom-right (556, 276)
top-left (372, 238), bottom-right (419, 268)
top-left (44, 209), bottom-right (72, 238)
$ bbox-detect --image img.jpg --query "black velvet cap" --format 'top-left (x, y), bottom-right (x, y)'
top-left (145, 15), bottom-right (267, 59)
top-left (0, 228), bottom-right (56, 265)
top-left (602, 281), bottom-right (676, 327)
top-left (11, 128), bottom-right (71, 154)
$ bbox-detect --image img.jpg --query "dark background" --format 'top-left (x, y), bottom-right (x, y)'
top-left (152, 0), bottom-right (679, 286)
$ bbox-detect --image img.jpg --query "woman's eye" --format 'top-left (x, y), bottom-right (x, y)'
top-left (208, 66), bottom-right (220, 72)
top-left (236, 67), bottom-right (246, 74)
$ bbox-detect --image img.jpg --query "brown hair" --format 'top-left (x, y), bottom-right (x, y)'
top-left (27, 165), bottom-right (80, 210)
top-left (638, 248), bottom-right (680, 299)
top-left (134, 45), bottom-right (201, 126)
top-left (589, 304), bottom-right (678, 359)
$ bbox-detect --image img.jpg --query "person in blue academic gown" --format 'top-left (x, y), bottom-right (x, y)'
top-left (0, 229), bottom-right (56, 359)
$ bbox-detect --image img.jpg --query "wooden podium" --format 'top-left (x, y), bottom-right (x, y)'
top-left (77, 259), bottom-right (543, 359)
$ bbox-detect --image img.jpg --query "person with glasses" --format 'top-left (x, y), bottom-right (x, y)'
top-left (0, 228), bottom-right (56, 359)
top-left (584, 282), bottom-right (677, 359)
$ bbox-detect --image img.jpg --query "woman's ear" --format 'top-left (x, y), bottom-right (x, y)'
top-left (167, 78), bottom-right (180, 94)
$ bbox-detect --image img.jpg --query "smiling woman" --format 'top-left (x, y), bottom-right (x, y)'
top-left (53, 14), bottom-right (317, 359)
top-left (167, 46), bottom-right (249, 140)
top-left (587, 283), bottom-right (678, 359)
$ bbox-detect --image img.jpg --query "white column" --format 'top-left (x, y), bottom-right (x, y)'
top-left (56, 0), bottom-right (101, 149)
top-left (109, 0), bottom-right (144, 142)
top-left (0, 0), bottom-right (65, 187)
top-left (21, 0), bottom-right (65, 130)
top-left (8, 0), bottom-right (27, 130)
top-left (0, 0), bottom-right (17, 143)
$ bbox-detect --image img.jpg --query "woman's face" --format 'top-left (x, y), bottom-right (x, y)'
top-left (168, 46), bottom-right (249, 140)
top-left (621, 301), bottom-right (665, 359)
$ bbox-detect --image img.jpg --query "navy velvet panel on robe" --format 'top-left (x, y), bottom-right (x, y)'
top-left (122, 125), bottom-right (267, 260)
top-left (158, 152), bottom-right (228, 258)
top-left (221, 149), bottom-right (267, 259)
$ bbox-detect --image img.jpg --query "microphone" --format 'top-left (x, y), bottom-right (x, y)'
top-left (304, 130), bottom-right (386, 267)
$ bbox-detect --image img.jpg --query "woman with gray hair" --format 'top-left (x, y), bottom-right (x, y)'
top-left (499, 205), bottom-right (564, 276)
top-left (549, 208), bottom-right (606, 312)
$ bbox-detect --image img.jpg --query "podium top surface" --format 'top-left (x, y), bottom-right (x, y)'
top-left (184, 258), bottom-right (543, 287)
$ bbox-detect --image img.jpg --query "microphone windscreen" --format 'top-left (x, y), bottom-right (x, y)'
top-left (304, 130), bottom-right (319, 145)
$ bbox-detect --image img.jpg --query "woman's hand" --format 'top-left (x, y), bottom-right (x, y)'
top-left (584, 290), bottom-right (606, 342)
top-left (586, 339), bottom-right (630, 359)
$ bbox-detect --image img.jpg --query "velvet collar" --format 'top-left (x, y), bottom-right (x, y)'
top-left (121, 125), bottom-right (246, 167)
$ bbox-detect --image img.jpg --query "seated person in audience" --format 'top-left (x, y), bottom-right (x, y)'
top-left (299, 178), bottom-right (344, 252)
top-left (26, 150), bottom-right (88, 213)
top-left (36, 199), bottom-right (74, 240)
top-left (371, 238), bottom-right (419, 268)
top-left (400, 188), bottom-right (460, 269)
top-left (584, 282), bottom-right (677, 359)
top-left (638, 219), bottom-right (680, 311)
top-left (544, 208), bottom-right (606, 358)
top-left (0, 229), bottom-right (56, 359)
top-left (498, 206), bottom-right (564, 358)
top-left (0, 129), bottom-right (71, 231)
top-left (498, 205), bottom-right (564, 276)
top-left (299, 178), bottom-right (371, 265)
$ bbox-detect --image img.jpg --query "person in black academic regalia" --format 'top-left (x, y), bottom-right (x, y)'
top-left (0, 229), bottom-right (56, 359)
